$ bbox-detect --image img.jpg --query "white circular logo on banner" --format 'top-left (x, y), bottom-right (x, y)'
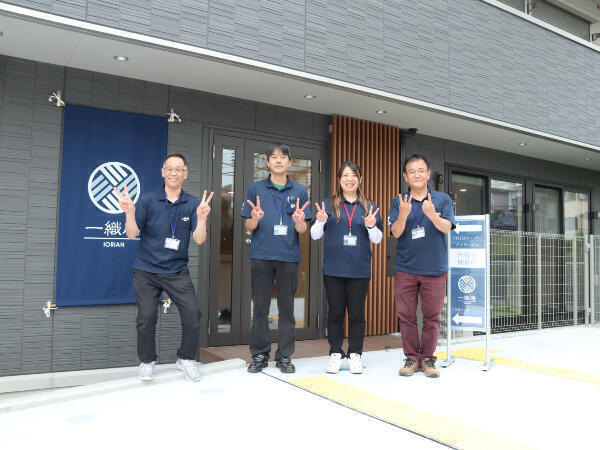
top-left (458, 275), bottom-right (476, 294)
top-left (88, 162), bottom-right (140, 214)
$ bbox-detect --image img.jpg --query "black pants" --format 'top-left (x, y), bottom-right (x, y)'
top-left (250, 259), bottom-right (298, 360)
top-left (133, 268), bottom-right (200, 363)
top-left (323, 275), bottom-right (370, 356)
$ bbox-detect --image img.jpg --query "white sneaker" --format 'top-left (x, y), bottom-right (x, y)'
top-left (177, 358), bottom-right (202, 382)
top-left (326, 353), bottom-right (343, 374)
top-left (138, 361), bottom-right (155, 381)
top-left (348, 353), bottom-right (363, 374)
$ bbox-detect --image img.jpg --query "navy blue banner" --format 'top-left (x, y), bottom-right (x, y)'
top-left (56, 105), bottom-right (167, 306)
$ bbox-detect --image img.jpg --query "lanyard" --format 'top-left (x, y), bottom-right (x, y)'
top-left (343, 202), bottom-right (358, 234)
top-left (165, 192), bottom-right (180, 237)
top-left (406, 189), bottom-right (428, 227)
top-left (271, 190), bottom-right (284, 225)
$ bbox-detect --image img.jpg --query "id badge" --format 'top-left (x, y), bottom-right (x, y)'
top-left (164, 237), bottom-right (180, 250)
top-left (273, 224), bottom-right (288, 236)
top-left (411, 226), bottom-right (425, 240)
top-left (343, 234), bottom-right (357, 247)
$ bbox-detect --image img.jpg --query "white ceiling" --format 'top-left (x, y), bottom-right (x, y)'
top-left (0, 6), bottom-right (599, 171)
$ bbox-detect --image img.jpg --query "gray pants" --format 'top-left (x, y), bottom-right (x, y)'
top-left (249, 259), bottom-right (299, 360)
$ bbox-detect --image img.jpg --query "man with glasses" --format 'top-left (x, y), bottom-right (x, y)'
top-left (114, 153), bottom-right (213, 382)
top-left (241, 144), bottom-right (311, 374)
top-left (388, 153), bottom-right (455, 378)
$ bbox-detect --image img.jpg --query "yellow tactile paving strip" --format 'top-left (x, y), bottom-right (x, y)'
top-left (291, 376), bottom-right (533, 450)
top-left (434, 348), bottom-right (600, 386)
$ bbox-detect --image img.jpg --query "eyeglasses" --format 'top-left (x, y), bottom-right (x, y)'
top-left (407, 169), bottom-right (428, 176)
top-left (163, 167), bottom-right (186, 174)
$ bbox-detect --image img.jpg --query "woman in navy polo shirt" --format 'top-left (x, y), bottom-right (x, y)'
top-left (311, 161), bottom-right (383, 374)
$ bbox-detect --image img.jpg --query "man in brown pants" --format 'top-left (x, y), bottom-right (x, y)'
top-left (387, 153), bottom-right (455, 378)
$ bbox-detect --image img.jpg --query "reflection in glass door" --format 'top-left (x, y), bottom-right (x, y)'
top-left (489, 179), bottom-right (525, 325)
top-left (217, 149), bottom-right (235, 334)
top-left (451, 173), bottom-right (486, 216)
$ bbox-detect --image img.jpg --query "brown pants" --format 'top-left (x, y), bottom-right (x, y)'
top-left (394, 271), bottom-right (447, 362)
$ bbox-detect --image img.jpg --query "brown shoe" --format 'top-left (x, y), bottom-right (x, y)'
top-left (398, 358), bottom-right (420, 376)
top-left (421, 358), bottom-right (440, 378)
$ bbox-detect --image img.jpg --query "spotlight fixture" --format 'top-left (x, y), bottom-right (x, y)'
top-left (166, 108), bottom-right (182, 123)
top-left (48, 90), bottom-right (65, 107)
top-left (584, 157), bottom-right (591, 161)
top-left (518, 142), bottom-right (527, 146)
top-left (304, 94), bottom-right (316, 99)
top-left (376, 110), bottom-right (387, 114)
top-left (114, 55), bottom-right (129, 62)
top-left (459, 188), bottom-right (467, 192)
top-left (592, 33), bottom-right (600, 41)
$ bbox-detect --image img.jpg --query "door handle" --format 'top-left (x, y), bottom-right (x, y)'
top-left (245, 239), bottom-right (252, 245)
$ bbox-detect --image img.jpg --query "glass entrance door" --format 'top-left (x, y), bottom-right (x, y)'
top-left (208, 132), bottom-right (321, 346)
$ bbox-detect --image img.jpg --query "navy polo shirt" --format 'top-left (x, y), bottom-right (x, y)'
top-left (241, 176), bottom-right (311, 263)
top-left (387, 187), bottom-right (455, 276)
top-left (316, 197), bottom-right (383, 278)
top-left (133, 188), bottom-right (200, 273)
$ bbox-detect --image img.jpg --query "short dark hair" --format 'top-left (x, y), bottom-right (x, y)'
top-left (402, 153), bottom-right (430, 173)
top-left (266, 143), bottom-right (291, 160)
top-left (163, 153), bottom-right (187, 168)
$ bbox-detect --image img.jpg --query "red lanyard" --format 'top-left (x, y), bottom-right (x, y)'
top-left (343, 202), bottom-right (357, 234)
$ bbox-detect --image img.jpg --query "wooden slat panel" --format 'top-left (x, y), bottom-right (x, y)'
top-left (331, 115), bottom-right (401, 336)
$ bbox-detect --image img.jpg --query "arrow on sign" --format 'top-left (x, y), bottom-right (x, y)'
top-left (452, 313), bottom-right (483, 325)
top-left (454, 223), bottom-right (483, 234)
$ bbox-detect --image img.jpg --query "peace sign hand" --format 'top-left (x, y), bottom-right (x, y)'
top-left (422, 193), bottom-right (436, 219)
top-left (247, 196), bottom-right (264, 221)
top-left (314, 201), bottom-right (328, 223)
top-left (113, 184), bottom-right (135, 214)
top-left (364, 204), bottom-right (380, 228)
top-left (398, 193), bottom-right (412, 219)
top-left (292, 198), bottom-right (310, 224)
top-left (196, 190), bottom-right (214, 220)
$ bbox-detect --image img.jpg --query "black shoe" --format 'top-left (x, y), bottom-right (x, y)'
top-left (275, 357), bottom-right (295, 373)
top-left (247, 354), bottom-right (268, 373)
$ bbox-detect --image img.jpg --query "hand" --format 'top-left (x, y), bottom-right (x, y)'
top-left (292, 198), bottom-right (310, 224)
top-left (113, 184), bottom-right (135, 214)
top-left (398, 194), bottom-right (412, 219)
top-left (422, 193), bottom-right (436, 219)
top-left (364, 204), bottom-right (380, 228)
top-left (314, 201), bottom-right (328, 223)
top-left (196, 190), bottom-right (214, 220)
top-left (247, 196), bottom-right (264, 221)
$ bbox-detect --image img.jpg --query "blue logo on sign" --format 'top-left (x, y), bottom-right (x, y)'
top-left (458, 275), bottom-right (476, 293)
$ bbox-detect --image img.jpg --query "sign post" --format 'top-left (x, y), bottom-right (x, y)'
top-left (440, 214), bottom-right (494, 371)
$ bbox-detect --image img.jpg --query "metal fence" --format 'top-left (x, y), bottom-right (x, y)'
top-left (441, 230), bottom-right (596, 338)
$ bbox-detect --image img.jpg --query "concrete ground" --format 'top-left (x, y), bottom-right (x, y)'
top-left (1, 325), bottom-right (598, 450)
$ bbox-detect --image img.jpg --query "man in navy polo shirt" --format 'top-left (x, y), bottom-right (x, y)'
top-left (388, 153), bottom-right (455, 378)
top-left (114, 153), bottom-right (213, 382)
top-left (241, 144), bottom-right (311, 374)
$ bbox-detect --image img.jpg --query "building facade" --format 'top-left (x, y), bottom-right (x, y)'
top-left (0, 0), bottom-right (598, 376)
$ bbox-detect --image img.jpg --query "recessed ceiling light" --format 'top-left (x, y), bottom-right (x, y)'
top-left (114, 55), bottom-right (129, 62)
top-left (376, 110), bottom-right (387, 114)
top-left (518, 142), bottom-right (527, 146)
top-left (459, 188), bottom-right (467, 192)
top-left (304, 94), bottom-right (316, 99)
top-left (584, 157), bottom-right (591, 161)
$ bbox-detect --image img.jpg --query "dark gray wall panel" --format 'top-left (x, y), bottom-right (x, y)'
top-left (532, 0), bottom-right (590, 40)
top-left (0, 53), bottom-right (329, 376)
top-left (4, 0), bottom-right (600, 146)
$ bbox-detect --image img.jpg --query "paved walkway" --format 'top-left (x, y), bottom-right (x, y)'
top-left (1, 326), bottom-right (598, 449)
